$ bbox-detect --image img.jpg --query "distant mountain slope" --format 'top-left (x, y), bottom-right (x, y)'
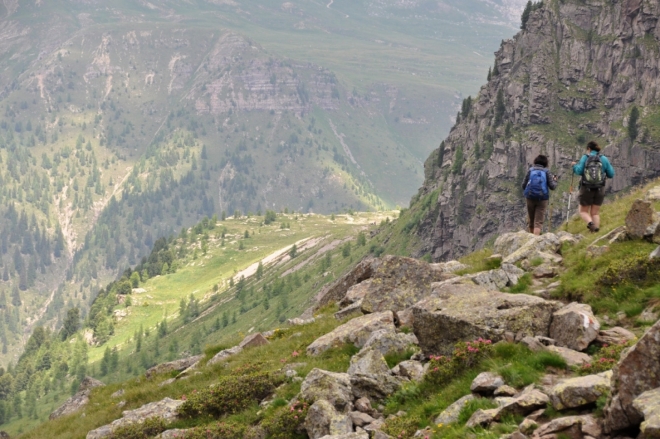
top-left (401, 0), bottom-right (660, 261)
top-left (0, 0), bottom-right (524, 363)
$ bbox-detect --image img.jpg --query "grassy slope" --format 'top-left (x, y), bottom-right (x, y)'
top-left (15, 178), bottom-right (660, 438)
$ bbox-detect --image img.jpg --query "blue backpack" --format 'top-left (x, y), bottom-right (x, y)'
top-left (524, 168), bottom-right (548, 200)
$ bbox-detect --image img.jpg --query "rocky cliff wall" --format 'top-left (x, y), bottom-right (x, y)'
top-left (413, 0), bottom-right (660, 261)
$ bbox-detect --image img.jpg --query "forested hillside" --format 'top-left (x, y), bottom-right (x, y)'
top-left (0, 0), bottom-right (525, 364)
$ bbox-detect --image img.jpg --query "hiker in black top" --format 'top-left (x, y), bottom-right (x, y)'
top-left (521, 155), bottom-right (558, 235)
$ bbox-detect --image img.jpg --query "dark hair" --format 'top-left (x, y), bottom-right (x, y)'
top-left (533, 155), bottom-right (548, 168)
top-left (587, 141), bottom-right (601, 152)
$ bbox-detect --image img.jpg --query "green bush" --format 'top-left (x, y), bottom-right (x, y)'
top-left (178, 373), bottom-right (278, 418)
top-left (382, 414), bottom-right (421, 439)
top-left (108, 417), bottom-right (167, 439)
top-left (261, 400), bottom-right (309, 439)
top-left (425, 339), bottom-right (493, 387)
top-left (599, 255), bottom-right (660, 287)
top-left (579, 341), bottom-right (634, 375)
top-left (181, 421), bottom-right (245, 439)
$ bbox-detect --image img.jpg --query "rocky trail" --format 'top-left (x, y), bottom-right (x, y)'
top-left (49, 184), bottom-right (660, 439)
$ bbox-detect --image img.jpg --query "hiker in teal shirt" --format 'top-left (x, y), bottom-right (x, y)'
top-left (572, 141), bottom-right (615, 232)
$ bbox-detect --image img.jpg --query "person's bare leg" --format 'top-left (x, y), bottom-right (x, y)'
top-left (579, 205), bottom-right (592, 225)
top-left (590, 205), bottom-right (601, 229)
top-left (533, 227), bottom-right (541, 235)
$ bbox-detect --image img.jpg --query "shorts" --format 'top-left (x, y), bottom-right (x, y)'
top-left (578, 186), bottom-right (605, 206)
top-left (526, 198), bottom-right (548, 231)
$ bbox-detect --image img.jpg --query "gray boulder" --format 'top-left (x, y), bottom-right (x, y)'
top-left (50, 376), bottom-right (105, 420)
top-left (595, 327), bottom-right (636, 346)
top-left (470, 372), bottom-right (505, 395)
top-left (412, 283), bottom-right (560, 356)
top-left (493, 232), bottom-right (562, 265)
top-left (466, 269), bottom-right (511, 291)
top-left (304, 399), bottom-right (353, 439)
top-left (361, 329), bottom-right (418, 357)
top-left (314, 257), bottom-right (380, 308)
top-left (348, 348), bottom-right (404, 400)
top-left (392, 360), bottom-right (425, 382)
top-left (434, 394), bottom-right (474, 425)
top-left (633, 387), bottom-right (660, 439)
top-left (207, 345), bottom-right (242, 365)
top-left (145, 355), bottom-right (203, 379)
top-left (549, 302), bottom-right (600, 351)
top-left (300, 369), bottom-right (353, 412)
top-left (545, 345), bottom-right (591, 367)
top-left (532, 415), bottom-right (601, 439)
top-left (86, 397), bottom-right (184, 439)
top-left (550, 371), bottom-right (612, 410)
top-left (359, 255), bottom-right (457, 313)
top-left (604, 319), bottom-right (660, 433)
top-left (307, 312), bottom-right (395, 356)
top-left (625, 199), bottom-right (658, 240)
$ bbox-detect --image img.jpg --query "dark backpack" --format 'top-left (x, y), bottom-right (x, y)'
top-left (524, 168), bottom-right (548, 200)
top-left (581, 154), bottom-right (606, 189)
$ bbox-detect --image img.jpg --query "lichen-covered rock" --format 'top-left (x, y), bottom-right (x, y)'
top-left (470, 372), bottom-right (505, 395)
top-left (334, 301), bottom-right (364, 320)
top-left (465, 408), bottom-right (499, 428)
top-left (498, 387), bottom-right (549, 418)
top-left (300, 369), bottom-right (353, 412)
top-left (50, 376), bottom-right (105, 420)
top-left (304, 399), bottom-right (353, 439)
top-left (494, 232), bottom-right (561, 265)
top-left (307, 312), bottom-right (395, 356)
top-left (359, 256), bottom-right (457, 314)
top-left (239, 333), bottom-right (270, 348)
top-left (605, 319), bottom-right (660, 433)
top-left (349, 411), bottom-right (375, 427)
top-left (466, 269), bottom-right (511, 290)
top-left (340, 280), bottom-right (373, 307)
top-left (360, 330), bottom-right (418, 357)
top-left (549, 302), bottom-right (600, 351)
top-left (595, 327), bottom-right (636, 346)
top-left (86, 397), bottom-right (184, 439)
top-left (393, 360), bottom-right (425, 382)
top-left (626, 199), bottom-right (658, 240)
top-left (434, 394), bottom-right (474, 425)
top-left (531, 414), bottom-right (601, 439)
top-left (550, 371), bottom-right (612, 410)
top-left (412, 283), bottom-right (560, 356)
top-left (652, 246), bottom-right (660, 260)
top-left (318, 433), bottom-right (369, 439)
top-left (633, 387), bottom-right (660, 439)
top-left (145, 355), bottom-right (203, 379)
top-left (545, 346), bottom-right (591, 367)
top-left (519, 418), bottom-right (538, 435)
top-left (348, 348), bottom-right (404, 400)
top-left (207, 345), bottom-right (242, 365)
top-left (494, 385), bottom-right (517, 397)
top-left (501, 263), bottom-right (526, 285)
top-left (314, 257), bottom-right (380, 308)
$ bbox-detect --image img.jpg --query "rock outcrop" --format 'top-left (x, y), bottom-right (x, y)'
top-left (145, 355), bottom-right (203, 379)
top-left (50, 376), bottom-right (105, 420)
top-left (408, 0), bottom-right (660, 262)
top-left (86, 397), bottom-right (184, 439)
top-left (307, 312), bottom-right (395, 356)
top-left (604, 319), bottom-right (660, 433)
top-left (549, 303), bottom-right (600, 352)
top-left (412, 283), bottom-right (560, 355)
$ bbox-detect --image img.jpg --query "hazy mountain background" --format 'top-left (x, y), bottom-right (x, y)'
top-left (0, 0), bottom-right (526, 364)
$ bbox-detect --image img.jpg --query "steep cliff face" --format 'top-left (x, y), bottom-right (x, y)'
top-left (412, 0), bottom-right (660, 261)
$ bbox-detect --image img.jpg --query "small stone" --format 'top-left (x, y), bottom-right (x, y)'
top-left (465, 408), bottom-right (499, 428)
top-left (550, 371), bottom-right (612, 410)
top-left (652, 246), bottom-right (660, 260)
top-left (595, 327), bottom-right (636, 346)
top-left (518, 418), bottom-right (538, 435)
top-left (521, 336), bottom-right (546, 353)
top-left (494, 385), bottom-right (517, 397)
top-left (434, 394), bottom-right (474, 425)
top-left (354, 397), bottom-right (373, 414)
top-left (532, 264), bottom-right (556, 279)
top-left (546, 345), bottom-right (591, 367)
top-left (349, 411), bottom-right (375, 427)
top-left (626, 199), bottom-right (656, 239)
top-left (470, 372), bottom-right (505, 395)
top-left (239, 333), bottom-right (270, 349)
top-left (639, 306), bottom-right (659, 324)
top-left (549, 302), bottom-right (600, 352)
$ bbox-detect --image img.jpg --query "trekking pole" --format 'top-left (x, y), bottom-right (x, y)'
top-left (565, 155), bottom-right (576, 229)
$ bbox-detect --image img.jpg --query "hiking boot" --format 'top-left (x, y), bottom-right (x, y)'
top-left (587, 222), bottom-right (598, 233)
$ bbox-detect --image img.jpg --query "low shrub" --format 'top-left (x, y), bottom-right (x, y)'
top-left (425, 338), bottom-right (493, 387)
top-left (178, 373), bottom-right (278, 418)
top-left (261, 400), bottom-right (308, 439)
top-left (108, 417), bottom-right (167, 439)
top-left (182, 421), bottom-right (245, 439)
top-left (382, 414), bottom-right (421, 439)
top-left (599, 255), bottom-right (660, 287)
top-left (579, 341), bottom-right (633, 375)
